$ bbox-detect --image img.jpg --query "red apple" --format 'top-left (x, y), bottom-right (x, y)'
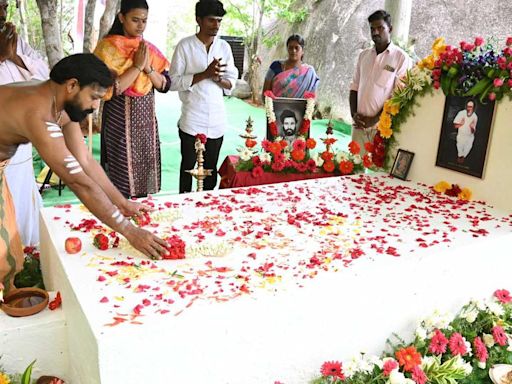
top-left (65, 237), bottom-right (82, 254)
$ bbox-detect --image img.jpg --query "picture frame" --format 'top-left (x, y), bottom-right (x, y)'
top-left (266, 97), bottom-right (309, 146)
top-left (390, 149), bottom-right (414, 180)
top-left (435, 95), bottom-right (495, 178)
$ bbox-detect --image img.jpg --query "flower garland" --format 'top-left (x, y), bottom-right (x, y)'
top-left (433, 181), bottom-right (472, 201)
top-left (370, 36), bottom-right (512, 169)
top-left (312, 288), bottom-right (512, 384)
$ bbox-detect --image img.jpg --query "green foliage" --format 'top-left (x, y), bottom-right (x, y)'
top-left (21, 360), bottom-right (36, 384)
top-left (14, 250), bottom-right (44, 290)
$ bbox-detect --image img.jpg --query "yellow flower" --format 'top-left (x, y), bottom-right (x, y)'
top-left (0, 372), bottom-right (11, 384)
top-left (458, 187), bottom-right (472, 201)
top-left (418, 55), bottom-right (435, 70)
top-left (434, 181), bottom-right (450, 193)
top-left (378, 112), bottom-right (392, 130)
top-left (378, 125), bottom-right (393, 139)
top-left (383, 101), bottom-right (400, 116)
top-left (432, 37), bottom-right (447, 57)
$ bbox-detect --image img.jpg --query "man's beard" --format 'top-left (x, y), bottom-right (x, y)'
top-left (284, 129), bottom-right (295, 136)
top-left (64, 101), bottom-right (93, 122)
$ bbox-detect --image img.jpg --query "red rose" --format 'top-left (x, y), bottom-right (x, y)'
top-left (132, 211), bottom-right (151, 227)
top-left (93, 233), bottom-right (110, 250)
top-left (306, 159), bottom-right (317, 172)
top-left (300, 119), bottom-right (311, 135)
top-left (364, 142), bottom-right (374, 153)
top-left (269, 121), bottom-right (278, 137)
top-left (162, 235), bottom-right (186, 260)
top-left (245, 139), bottom-right (257, 148)
top-left (195, 133), bottom-right (207, 144)
top-left (251, 166), bottom-right (264, 178)
top-left (363, 153), bottom-right (373, 168)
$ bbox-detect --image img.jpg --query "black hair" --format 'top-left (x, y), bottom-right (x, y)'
top-left (280, 109), bottom-right (297, 124)
top-left (50, 54), bottom-right (114, 89)
top-left (286, 34), bottom-right (305, 49)
top-left (368, 10), bottom-right (392, 28)
top-left (107, 0), bottom-right (149, 36)
top-left (465, 98), bottom-right (477, 112)
top-left (195, 0), bottom-right (226, 18)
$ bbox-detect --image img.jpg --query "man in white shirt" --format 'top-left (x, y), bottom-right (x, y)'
top-left (349, 9), bottom-right (412, 155)
top-left (0, 0), bottom-right (49, 246)
top-left (170, 0), bottom-right (238, 193)
top-left (453, 99), bottom-right (478, 164)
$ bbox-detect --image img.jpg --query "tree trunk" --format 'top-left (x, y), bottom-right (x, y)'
top-left (385, 0), bottom-right (412, 44)
top-left (248, 0), bottom-right (265, 105)
top-left (98, 0), bottom-right (120, 40)
top-left (36, 0), bottom-right (63, 67)
top-left (16, 0), bottom-right (29, 42)
top-left (83, 0), bottom-right (97, 53)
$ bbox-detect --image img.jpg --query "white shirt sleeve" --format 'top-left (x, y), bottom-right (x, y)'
top-left (453, 110), bottom-right (465, 125)
top-left (18, 38), bottom-right (49, 80)
top-left (221, 41), bottom-right (238, 96)
top-left (169, 42), bottom-right (194, 92)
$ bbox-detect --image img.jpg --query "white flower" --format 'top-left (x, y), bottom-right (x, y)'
top-left (311, 153), bottom-right (324, 167)
top-left (260, 152), bottom-right (272, 163)
top-left (482, 333), bottom-right (495, 348)
top-left (421, 356), bottom-right (436, 369)
top-left (464, 339), bottom-right (472, 356)
top-left (475, 299), bottom-right (487, 311)
top-left (353, 154), bottom-right (362, 165)
top-left (238, 147), bottom-right (253, 161)
top-left (415, 326), bottom-right (427, 341)
top-left (388, 370), bottom-right (414, 384)
top-left (478, 361), bottom-right (486, 369)
top-left (343, 359), bottom-right (359, 378)
top-left (283, 152), bottom-right (291, 161)
top-left (336, 151), bottom-right (349, 163)
top-left (423, 310), bottom-right (454, 332)
top-left (487, 301), bottom-right (505, 316)
top-left (453, 355), bottom-right (473, 375)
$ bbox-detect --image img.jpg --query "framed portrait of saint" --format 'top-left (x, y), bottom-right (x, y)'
top-left (266, 97), bottom-right (309, 146)
top-left (390, 149), bottom-right (414, 180)
top-left (435, 96), bottom-right (495, 178)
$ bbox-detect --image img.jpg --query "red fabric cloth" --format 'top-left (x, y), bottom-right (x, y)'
top-left (219, 155), bottom-right (337, 189)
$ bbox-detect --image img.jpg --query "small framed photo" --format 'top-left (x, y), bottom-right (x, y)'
top-left (435, 95), bottom-right (495, 178)
top-left (266, 97), bottom-right (309, 146)
top-left (390, 149), bottom-right (414, 180)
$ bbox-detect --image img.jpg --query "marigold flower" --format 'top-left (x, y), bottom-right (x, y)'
top-left (457, 187), bottom-right (472, 201)
top-left (378, 125), bottom-right (393, 139)
top-left (348, 140), bottom-right (361, 155)
top-left (320, 361), bottom-right (345, 380)
top-left (291, 149), bottom-right (305, 162)
top-left (378, 112), bottom-right (392, 129)
top-left (306, 138), bottom-right (317, 149)
top-left (432, 37), bottom-right (446, 56)
top-left (323, 160), bottom-right (335, 173)
top-left (0, 372), bottom-right (11, 384)
top-left (339, 160), bottom-right (354, 175)
top-left (494, 289), bottom-right (512, 304)
top-left (383, 101), bottom-right (400, 116)
top-left (433, 181), bottom-right (450, 193)
top-left (395, 346), bottom-right (422, 372)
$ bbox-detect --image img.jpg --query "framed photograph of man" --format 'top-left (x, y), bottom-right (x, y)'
top-left (435, 96), bottom-right (495, 178)
top-left (390, 149), bottom-right (414, 180)
top-left (267, 97), bottom-right (309, 146)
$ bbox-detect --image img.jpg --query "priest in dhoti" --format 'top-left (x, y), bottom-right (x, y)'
top-left (0, 5), bottom-right (50, 247)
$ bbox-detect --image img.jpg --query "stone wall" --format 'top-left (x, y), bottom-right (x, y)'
top-left (259, 0), bottom-right (512, 122)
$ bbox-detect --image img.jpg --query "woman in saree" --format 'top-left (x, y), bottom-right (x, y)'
top-left (262, 34), bottom-right (319, 99)
top-left (94, 0), bottom-right (170, 198)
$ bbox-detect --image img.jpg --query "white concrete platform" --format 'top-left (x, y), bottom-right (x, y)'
top-left (0, 291), bottom-right (68, 379)
top-left (37, 174), bottom-right (512, 384)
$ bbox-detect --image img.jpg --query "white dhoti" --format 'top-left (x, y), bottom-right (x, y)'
top-left (5, 143), bottom-right (42, 246)
top-left (456, 133), bottom-right (474, 158)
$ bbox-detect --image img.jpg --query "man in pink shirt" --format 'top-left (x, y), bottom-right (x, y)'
top-left (349, 10), bottom-right (412, 155)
